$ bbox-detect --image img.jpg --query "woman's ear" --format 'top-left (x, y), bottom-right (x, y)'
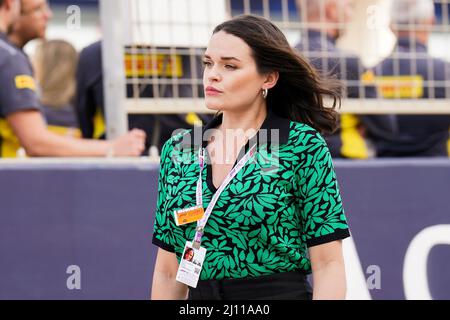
top-left (264, 71), bottom-right (279, 90)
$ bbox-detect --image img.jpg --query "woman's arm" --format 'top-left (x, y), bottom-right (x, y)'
top-left (151, 248), bottom-right (189, 300)
top-left (309, 240), bottom-right (347, 300)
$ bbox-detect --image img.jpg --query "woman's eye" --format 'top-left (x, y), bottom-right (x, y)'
top-left (225, 65), bottom-right (237, 70)
top-left (202, 60), bottom-right (212, 67)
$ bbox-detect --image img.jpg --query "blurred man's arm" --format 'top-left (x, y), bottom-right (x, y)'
top-left (8, 109), bottom-right (145, 157)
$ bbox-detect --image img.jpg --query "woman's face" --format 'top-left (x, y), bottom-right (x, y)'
top-left (184, 249), bottom-right (194, 261)
top-left (203, 31), bottom-right (267, 112)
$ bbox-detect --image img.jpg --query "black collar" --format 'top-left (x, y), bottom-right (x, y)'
top-left (188, 110), bottom-right (291, 150)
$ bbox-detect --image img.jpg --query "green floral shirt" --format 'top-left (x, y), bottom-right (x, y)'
top-left (152, 112), bottom-right (350, 280)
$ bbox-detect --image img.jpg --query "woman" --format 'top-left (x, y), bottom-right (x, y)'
top-left (151, 14), bottom-right (350, 300)
top-left (33, 39), bottom-right (80, 136)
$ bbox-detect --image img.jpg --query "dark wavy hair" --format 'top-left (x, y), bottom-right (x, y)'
top-left (213, 14), bottom-right (341, 134)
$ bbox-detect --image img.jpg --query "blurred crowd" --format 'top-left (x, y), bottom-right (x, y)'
top-left (0, 0), bottom-right (449, 158)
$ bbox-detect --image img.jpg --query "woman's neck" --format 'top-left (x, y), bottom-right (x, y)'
top-left (219, 104), bottom-right (267, 134)
top-left (209, 104), bottom-right (267, 166)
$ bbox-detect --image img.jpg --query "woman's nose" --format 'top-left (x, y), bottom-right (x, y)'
top-left (205, 66), bottom-right (221, 82)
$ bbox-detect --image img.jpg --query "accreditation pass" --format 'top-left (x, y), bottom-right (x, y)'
top-left (173, 205), bottom-right (205, 226)
top-left (176, 241), bottom-right (207, 288)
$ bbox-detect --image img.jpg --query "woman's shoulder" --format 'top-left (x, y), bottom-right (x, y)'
top-left (160, 128), bottom-right (193, 157)
top-left (287, 120), bottom-right (328, 148)
top-left (287, 121), bottom-right (333, 170)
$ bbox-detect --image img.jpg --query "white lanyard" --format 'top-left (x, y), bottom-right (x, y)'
top-left (193, 144), bottom-right (257, 248)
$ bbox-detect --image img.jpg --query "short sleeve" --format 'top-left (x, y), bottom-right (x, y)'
top-left (296, 131), bottom-right (350, 247)
top-left (151, 138), bottom-right (177, 252)
top-left (0, 54), bottom-right (41, 116)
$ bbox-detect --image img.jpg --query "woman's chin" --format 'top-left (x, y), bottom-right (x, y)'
top-left (205, 103), bottom-right (223, 111)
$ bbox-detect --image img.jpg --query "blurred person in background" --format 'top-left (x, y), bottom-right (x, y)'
top-left (33, 39), bottom-right (80, 137)
top-left (0, 0), bottom-right (146, 157)
top-left (76, 40), bottom-right (213, 155)
top-left (373, 0), bottom-right (450, 157)
top-left (8, 0), bottom-right (50, 49)
top-left (295, 0), bottom-right (396, 159)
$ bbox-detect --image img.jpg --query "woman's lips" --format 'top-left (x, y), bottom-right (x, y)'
top-left (205, 86), bottom-right (223, 96)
